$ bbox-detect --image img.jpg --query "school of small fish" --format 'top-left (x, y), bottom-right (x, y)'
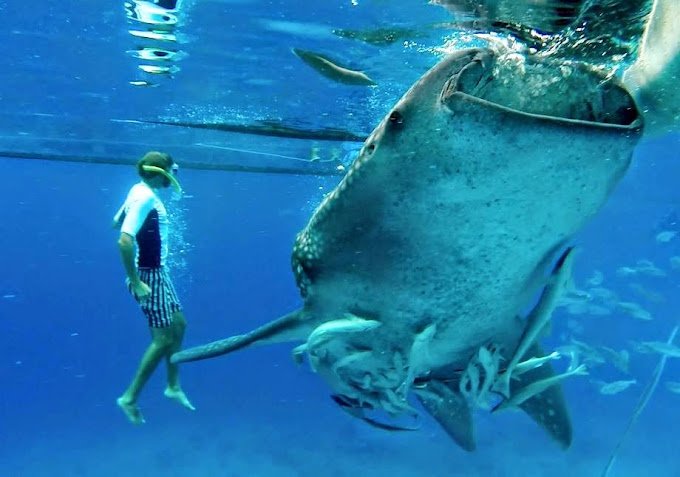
top-left (555, 233), bottom-right (680, 399)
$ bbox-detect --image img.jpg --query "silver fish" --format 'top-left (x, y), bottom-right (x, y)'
top-left (637, 341), bottom-right (680, 358)
top-left (594, 379), bottom-right (637, 395)
top-left (494, 364), bottom-right (588, 412)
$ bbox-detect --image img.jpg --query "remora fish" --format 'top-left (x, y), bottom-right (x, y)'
top-left (292, 48), bottom-right (376, 86)
top-left (172, 47), bottom-right (642, 451)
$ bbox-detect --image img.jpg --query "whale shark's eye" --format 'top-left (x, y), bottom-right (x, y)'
top-left (388, 110), bottom-right (403, 126)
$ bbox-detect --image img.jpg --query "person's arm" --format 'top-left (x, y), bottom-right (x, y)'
top-left (118, 232), bottom-right (151, 299)
top-left (118, 232), bottom-right (140, 284)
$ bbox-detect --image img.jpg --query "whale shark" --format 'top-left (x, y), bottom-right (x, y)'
top-left (171, 44), bottom-right (642, 451)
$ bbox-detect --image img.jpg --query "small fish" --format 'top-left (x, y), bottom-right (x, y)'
top-left (558, 340), bottom-right (606, 368)
top-left (655, 230), bottom-right (677, 243)
top-left (331, 350), bottom-right (372, 375)
top-left (494, 364), bottom-right (588, 412)
top-left (588, 304), bottom-right (613, 316)
top-left (566, 318), bottom-right (585, 334)
top-left (598, 346), bottom-right (630, 374)
top-left (637, 341), bottom-right (680, 358)
top-left (616, 266), bottom-right (638, 277)
top-left (477, 345), bottom-right (502, 406)
top-left (670, 256), bottom-right (680, 270)
top-left (291, 343), bottom-right (307, 364)
top-left (460, 361), bottom-right (481, 400)
top-left (563, 288), bottom-right (592, 301)
top-left (617, 301), bottom-right (653, 321)
top-left (513, 352), bottom-right (561, 375)
top-left (628, 283), bottom-right (665, 304)
top-left (477, 346), bottom-right (494, 370)
top-left (565, 301), bottom-right (589, 315)
top-left (586, 270), bottom-right (604, 287)
top-left (292, 48), bottom-right (376, 86)
top-left (332, 26), bottom-right (421, 46)
top-left (665, 381), bottom-right (680, 394)
top-left (594, 379), bottom-right (636, 395)
top-left (400, 324), bottom-right (437, 393)
top-left (588, 287), bottom-right (619, 305)
top-left (635, 259), bottom-right (666, 277)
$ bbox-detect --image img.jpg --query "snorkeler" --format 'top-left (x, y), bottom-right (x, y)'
top-left (113, 151), bottom-right (194, 424)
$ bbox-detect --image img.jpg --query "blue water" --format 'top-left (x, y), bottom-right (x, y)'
top-left (1, 139), bottom-right (679, 477)
top-left (2, 1), bottom-right (680, 476)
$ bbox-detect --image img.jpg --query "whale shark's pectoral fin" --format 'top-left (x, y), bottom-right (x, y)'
top-left (171, 309), bottom-right (312, 364)
top-left (494, 246), bottom-right (576, 398)
top-left (414, 381), bottom-right (476, 452)
top-left (507, 343), bottom-right (573, 449)
top-left (330, 395), bottom-right (421, 432)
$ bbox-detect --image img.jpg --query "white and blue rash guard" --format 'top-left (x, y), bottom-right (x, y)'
top-left (113, 181), bottom-right (169, 268)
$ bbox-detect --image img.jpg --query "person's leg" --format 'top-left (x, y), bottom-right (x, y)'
top-left (163, 310), bottom-right (195, 410)
top-left (117, 326), bottom-right (175, 424)
top-left (166, 310), bottom-right (186, 387)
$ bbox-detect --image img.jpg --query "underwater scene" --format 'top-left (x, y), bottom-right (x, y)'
top-left (1, 1), bottom-right (679, 476)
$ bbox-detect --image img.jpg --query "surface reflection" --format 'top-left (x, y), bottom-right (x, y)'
top-left (124, 0), bottom-right (186, 86)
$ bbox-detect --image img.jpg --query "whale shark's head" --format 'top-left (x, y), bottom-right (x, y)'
top-left (356, 47), bottom-right (640, 180)
top-left (292, 46), bottom-right (641, 304)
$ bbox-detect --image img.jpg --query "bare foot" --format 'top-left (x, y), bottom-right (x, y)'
top-left (116, 396), bottom-right (146, 425)
top-left (164, 387), bottom-right (196, 411)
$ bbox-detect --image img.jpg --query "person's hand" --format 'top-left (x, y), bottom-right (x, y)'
top-left (131, 280), bottom-right (151, 300)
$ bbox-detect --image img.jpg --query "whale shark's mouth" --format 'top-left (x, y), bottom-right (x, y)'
top-left (444, 51), bottom-right (641, 127)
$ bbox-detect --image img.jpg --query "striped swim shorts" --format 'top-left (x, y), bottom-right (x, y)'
top-left (127, 267), bottom-right (182, 328)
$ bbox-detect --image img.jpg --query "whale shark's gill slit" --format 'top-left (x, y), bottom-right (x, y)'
top-left (440, 50), bottom-right (495, 104)
top-left (456, 59), bottom-right (492, 97)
